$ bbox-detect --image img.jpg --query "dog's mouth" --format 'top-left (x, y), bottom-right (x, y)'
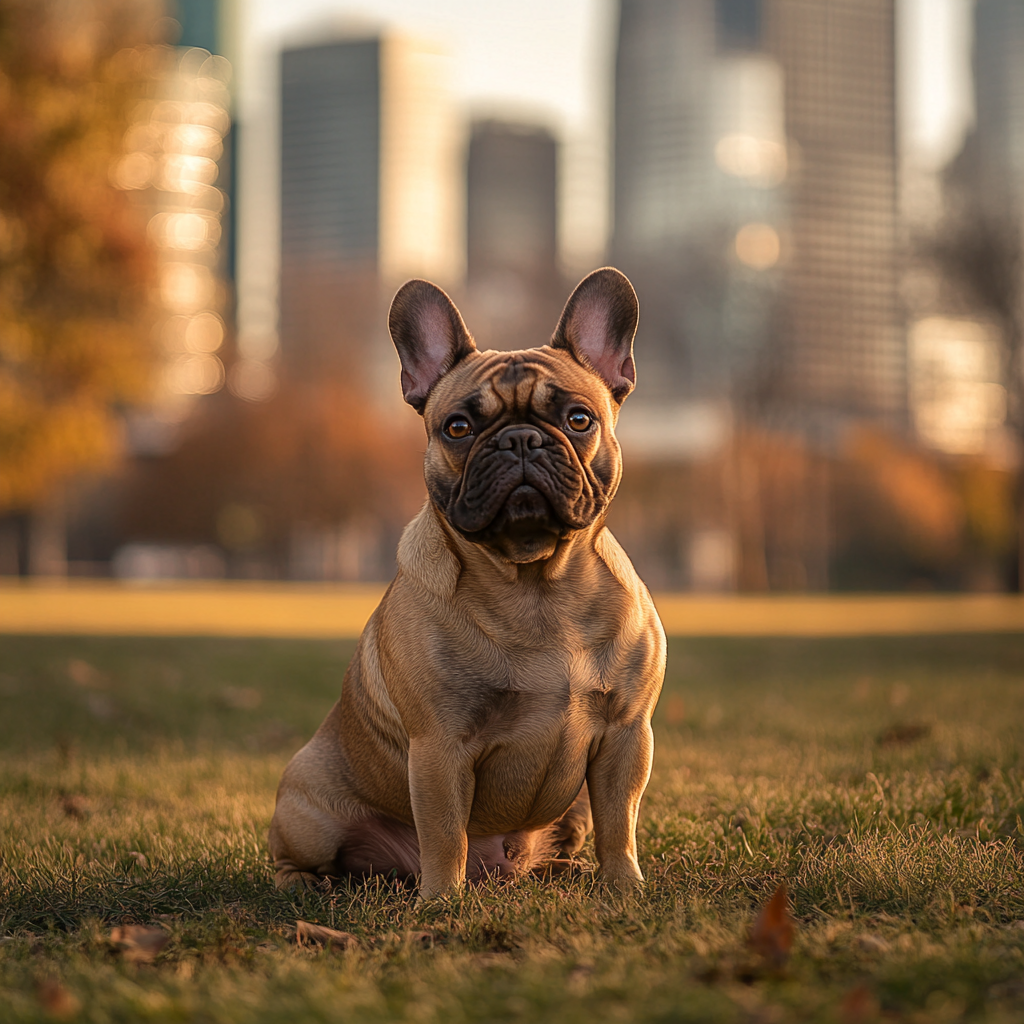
top-left (455, 485), bottom-right (566, 563)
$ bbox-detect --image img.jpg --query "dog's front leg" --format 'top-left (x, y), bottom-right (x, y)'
top-left (587, 719), bottom-right (654, 888)
top-left (408, 736), bottom-right (475, 899)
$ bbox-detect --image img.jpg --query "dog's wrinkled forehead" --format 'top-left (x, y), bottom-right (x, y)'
top-left (425, 347), bottom-right (610, 425)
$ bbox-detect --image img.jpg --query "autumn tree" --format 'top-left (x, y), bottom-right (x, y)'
top-left (0, 0), bottom-right (162, 571)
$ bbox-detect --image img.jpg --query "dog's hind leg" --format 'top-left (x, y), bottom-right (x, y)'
top-left (269, 788), bottom-right (348, 890)
top-left (549, 782), bottom-right (592, 857)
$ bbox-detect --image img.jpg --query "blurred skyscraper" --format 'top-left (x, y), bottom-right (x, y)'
top-left (908, 0), bottom-right (1022, 460)
top-left (768, 0), bottom-right (903, 423)
top-left (613, 1), bottom-right (784, 417)
top-left (278, 34), bottom-right (462, 376)
top-left (612, 0), bottom-right (903, 434)
top-left (114, 2), bottom-right (237, 414)
top-left (467, 121), bottom-right (558, 282)
top-left (463, 120), bottom-right (565, 351)
top-left (173, 0), bottom-right (238, 288)
top-left (963, 0), bottom-right (1024, 222)
top-left (608, 0), bottom-right (903, 592)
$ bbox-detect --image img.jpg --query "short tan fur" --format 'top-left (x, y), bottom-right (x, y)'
top-left (269, 268), bottom-right (666, 898)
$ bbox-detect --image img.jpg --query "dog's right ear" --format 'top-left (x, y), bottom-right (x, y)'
top-left (388, 280), bottom-right (477, 414)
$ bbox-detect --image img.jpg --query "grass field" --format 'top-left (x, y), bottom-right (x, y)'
top-left (2, 632), bottom-right (1024, 1022)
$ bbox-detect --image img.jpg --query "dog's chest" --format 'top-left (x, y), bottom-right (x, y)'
top-left (459, 642), bottom-right (613, 750)
top-left (492, 642), bottom-right (608, 700)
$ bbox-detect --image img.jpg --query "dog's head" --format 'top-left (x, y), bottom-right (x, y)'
top-left (389, 268), bottom-right (639, 563)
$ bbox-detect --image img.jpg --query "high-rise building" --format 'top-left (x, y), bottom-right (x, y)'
top-left (609, 0), bottom-right (903, 591)
top-left (907, 0), bottom-right (1022, 460)
top-left (278, 34), bottom-right (462, 375)
top-left (461, 120), bottom-right (566, 351)
top-left (612, 0), bottom-right (785, 425)
top-left (766, 0), bottom-right (904, 422)
top-left (114, 5), bottom-right (237, 408)
top-left (467, 120), bottom-right (558, 283)
top-left (963, 0), bottom-right (1024, 222)
top-left (612, 0), bottom-right (904, 427)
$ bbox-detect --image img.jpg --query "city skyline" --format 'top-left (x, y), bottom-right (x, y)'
top-left (233, 0), bottom-right (976, 376)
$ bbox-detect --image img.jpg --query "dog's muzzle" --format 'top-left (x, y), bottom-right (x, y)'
top-left (450, 424), bottom-right (586, 535)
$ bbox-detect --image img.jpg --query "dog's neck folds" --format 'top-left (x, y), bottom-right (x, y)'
top-left (396, 501), bottom-right (613, 598)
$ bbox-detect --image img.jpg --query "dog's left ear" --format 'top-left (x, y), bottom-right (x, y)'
top-left (389, 279), bottom-right (477, 414)
top-left (550, 267), bottom-right (639, 403)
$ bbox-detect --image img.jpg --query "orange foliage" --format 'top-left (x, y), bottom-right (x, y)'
top-left (120, 381), bottom-right (425, 553)
top-left (839, 427), bottom-right (965, 568)
top-left (0, 0), bottom-right (162, 511)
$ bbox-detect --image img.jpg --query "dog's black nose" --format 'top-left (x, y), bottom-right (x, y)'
top-left (496, 426), bottom-right (544, 454)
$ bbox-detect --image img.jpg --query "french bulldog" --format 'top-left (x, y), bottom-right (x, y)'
top-left (269, 268), bottom-right (666, 898)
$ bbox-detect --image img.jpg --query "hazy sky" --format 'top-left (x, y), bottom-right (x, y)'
top-left (900, 0), bottom-right (975, 169)
top-left (244, 0), bottom-right (615, 130)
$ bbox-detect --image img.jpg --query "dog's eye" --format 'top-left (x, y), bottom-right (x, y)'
top-left (443, 417), bottom-right (473, 439)
top-left (567, 411), bottom-right (592, 432)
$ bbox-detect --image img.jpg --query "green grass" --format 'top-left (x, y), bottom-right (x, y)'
top-left (2, 633), bottom-right (1024, 1022)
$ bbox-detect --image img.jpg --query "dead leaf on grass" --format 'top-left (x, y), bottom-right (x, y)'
top-left (60, 794), bottom-right (90, 820)
top-left (877, 721), bottom-right (931, 747)
top-left (855, 934), bottom-right (889, 954)
top-left (35, 978), bottom-right (81, 1018)
top-left (67, 658), bottom-right (106, 689)
top-left (748, 883), bottom-right (795, 970)
top-left (294, 920), bottom-right (359, 952)
top-left (218, 686), bottom-right (262, 710)
top-left (840, 984), bottom-right (881, 1022)
top-left (109, 924), bottom-right (169, 962)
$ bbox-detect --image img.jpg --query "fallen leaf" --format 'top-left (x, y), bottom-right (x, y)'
top-left (109, 924), bottom-right (169, 962)
top-left (35, 978), bottom-right (80, 1018)
top-left (219, 686), bottom-right (262, 710)
top-left (67, 658), bottom-right (106, 689)
top-left (60, 794), bottom-right (90, 820)
top-left (748, 883), bottom-right (795, 970)
top-left (855, 933), bottom-right (889, 954)
top-left (876, 721), bottom-right (931, 747)
top-left (841, 984), bottom-right (880, 1022)
top-left (294, 920), bottom-right (359, 952)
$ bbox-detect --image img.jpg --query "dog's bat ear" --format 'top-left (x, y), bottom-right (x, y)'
top-left (550, 267), bottom-right (639, 404)
top-left (388, 280), bottom-right (477, 414)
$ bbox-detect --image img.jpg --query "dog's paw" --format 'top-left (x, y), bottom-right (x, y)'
top-left (274, 867), bottom-right (332, 893)
top-left (596, 867), bottom-right (645, 894)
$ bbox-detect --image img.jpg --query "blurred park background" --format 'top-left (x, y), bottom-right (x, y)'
top-left (1, 0), bottom-right (1022, 595)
